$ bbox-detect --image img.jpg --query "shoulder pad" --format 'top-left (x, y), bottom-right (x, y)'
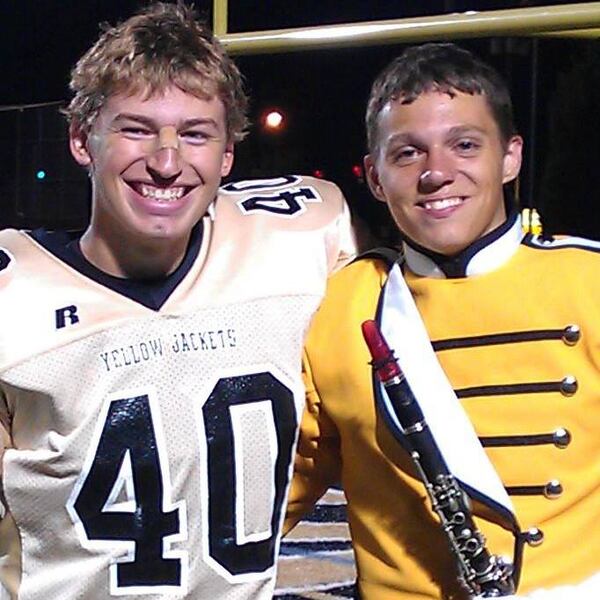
top-left (219, 175), bottom-right (337, 218)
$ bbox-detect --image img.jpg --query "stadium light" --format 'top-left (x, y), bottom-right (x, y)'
top-left (263, 109), bottom-right (285, 132)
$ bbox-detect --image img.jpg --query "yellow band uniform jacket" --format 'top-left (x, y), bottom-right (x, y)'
top-left (0, 176), bottom-right (355, 600)
top-left (286, 215), bottom-right (600, 599)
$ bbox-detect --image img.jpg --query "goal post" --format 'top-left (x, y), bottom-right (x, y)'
top-left (213, 1), bottom-right (600, 55)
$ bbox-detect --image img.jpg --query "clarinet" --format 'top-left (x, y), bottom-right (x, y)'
top-left (361, 320), bottom-right (515, 598)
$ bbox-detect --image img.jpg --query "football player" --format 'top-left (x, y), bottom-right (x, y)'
top-left (0, 3), bottom-right (355, 599)
top-left (286, 43), bottom-right (600, 599)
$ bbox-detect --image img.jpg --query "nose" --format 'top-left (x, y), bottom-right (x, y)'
top-left (147, 147), bottom-right (183, 181)
top-left (418, 149), bottom-right (455, 193)
top-left (146, 126), bottom-right (183, 181)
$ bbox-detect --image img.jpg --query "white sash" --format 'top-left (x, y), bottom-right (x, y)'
top-left (378, 263), bottom-right (516, 522)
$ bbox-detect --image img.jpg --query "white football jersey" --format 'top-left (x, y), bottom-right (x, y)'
top-left (0, 176), bottom-right (355, 600)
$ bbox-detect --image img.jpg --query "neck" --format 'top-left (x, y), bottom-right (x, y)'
top-left (79, 226), bottom-right (190, 279)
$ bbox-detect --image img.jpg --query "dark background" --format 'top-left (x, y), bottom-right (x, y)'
top-left (2, 1), bottom-right (599, 242)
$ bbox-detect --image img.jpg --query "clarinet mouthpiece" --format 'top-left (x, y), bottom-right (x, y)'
top-left (361, 320), bottom-right (401, 382)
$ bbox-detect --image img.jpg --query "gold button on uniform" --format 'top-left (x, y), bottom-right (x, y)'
top-left (544, 480), bottom-right (563, 499)
top-left (553, 428), bottom-right (571, 449)
top-left (562, 325), bottom-right (581, 346)
top-left (560, 375), bottom-right (578, 396)
top-left (525, 527), bottom-right (544, 547)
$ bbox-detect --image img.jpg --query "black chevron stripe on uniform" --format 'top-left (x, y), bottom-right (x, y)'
top-left (456, 381), bottom-right (567, 398)
top-left (432, 328), bottom-right (573, 351)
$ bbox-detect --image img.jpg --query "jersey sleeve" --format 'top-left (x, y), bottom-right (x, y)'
top-left (283, 349), bottom-right (342, 534)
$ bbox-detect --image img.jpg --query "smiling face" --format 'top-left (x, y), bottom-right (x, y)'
top-left (365, 90), bottom-right (522, 256)
top-left (70, 85), bottom-right (233, 275)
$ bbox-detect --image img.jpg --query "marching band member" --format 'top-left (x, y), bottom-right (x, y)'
top-left (286, 43), bottom-right (600, 599)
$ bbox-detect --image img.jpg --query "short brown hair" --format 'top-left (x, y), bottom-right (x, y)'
top-left (366, 43), bottom-right (516, 155)
top-left (64, 1), bottom-right (248, 142)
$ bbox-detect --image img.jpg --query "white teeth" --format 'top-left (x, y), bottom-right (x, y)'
top-left (140, 185), bottom-right (185, 201)
top-left (422, 197), bottom-right (462, 210)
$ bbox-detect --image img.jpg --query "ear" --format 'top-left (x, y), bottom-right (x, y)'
top-left (502, 135), bottom-right (523, 184)
top-left (220, 142), bottom-right (235, 177)
top-left (364, 154), bottom-right (386, 203)
top-left (69, 124), bottom-right (92, 167)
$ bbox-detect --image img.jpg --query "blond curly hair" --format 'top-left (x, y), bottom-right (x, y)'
top-left (64, 2), bottom-right (248, 142)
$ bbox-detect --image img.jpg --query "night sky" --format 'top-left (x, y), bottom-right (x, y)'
top-left (3, 1), bottom-right (598, 237)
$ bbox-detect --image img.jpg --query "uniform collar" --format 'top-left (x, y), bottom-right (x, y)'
top-left (402, 211), bottom-right (523, 279)
top-left (28, 220), bottom-right (205, 310)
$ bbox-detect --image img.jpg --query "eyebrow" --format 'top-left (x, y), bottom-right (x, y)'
top-left (446, 125), bottom-right (488, 137)
top-left (112, 113), bottom-right (221, 130)
top-left (385, 125), bottom-right (489, 148)
top-left (385, 132), bottom-right (413, 147)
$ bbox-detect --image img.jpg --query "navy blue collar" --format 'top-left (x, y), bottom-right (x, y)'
top-left (402, 211), bottom-right (523, 279)
top-left (29, 222), bottom-right (204, 310)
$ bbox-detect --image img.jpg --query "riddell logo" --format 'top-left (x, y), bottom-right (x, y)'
top-left (56, 305), bottom-right (80, 329)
